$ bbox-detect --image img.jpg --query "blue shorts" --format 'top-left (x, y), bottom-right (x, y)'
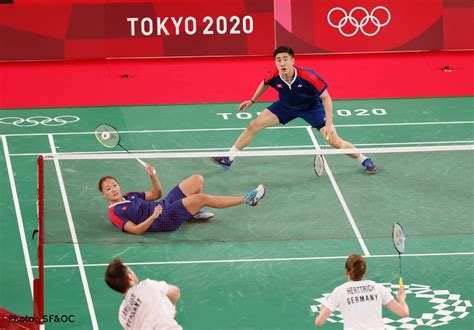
top-left (268, 101), bottom-right (326, 130)
top-left (150, 185), bottom-right (193, 232)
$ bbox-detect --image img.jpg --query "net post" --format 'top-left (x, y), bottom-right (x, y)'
top-left (33, 155), bottom-right (44, 329)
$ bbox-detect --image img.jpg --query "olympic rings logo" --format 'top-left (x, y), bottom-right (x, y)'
top-left (327, 6), bottom-right (391, 37)
top-left (0, 116), bottom-right (80, 127)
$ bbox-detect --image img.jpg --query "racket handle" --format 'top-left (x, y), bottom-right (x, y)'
top-left (399, 277), bottom-right (403, 289)
top-left (136, 158), bottom-right (156, 174)
top-left (136, 158), bottom-right (147, 167)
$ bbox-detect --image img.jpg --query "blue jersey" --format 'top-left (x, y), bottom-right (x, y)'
top-left (264, 66), bottom-right (328, 111)
top-left (108, 187), bottom-right (194, 233)
top-left (108, 192), bottom-right (160, 232)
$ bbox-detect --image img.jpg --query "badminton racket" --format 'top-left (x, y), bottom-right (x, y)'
top-left (392, 222), bottom-right (406, 289)
top-left (313, 154), bottom-right (325, 177)
top-left (94, 123), bottom-right (155, 173)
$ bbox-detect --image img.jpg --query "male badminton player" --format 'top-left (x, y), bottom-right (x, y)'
top-left (315, 254), bottom-right (409, 329)
top-left (212, 45), bottom-right (377, 174)
top-left (98, 164), bottom-right (265, 234)
top-left (105, 258), bottom-right (182, 329)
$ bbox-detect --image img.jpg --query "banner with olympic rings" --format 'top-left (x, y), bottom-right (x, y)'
top-left (275, 0), bottom-right (473, 53)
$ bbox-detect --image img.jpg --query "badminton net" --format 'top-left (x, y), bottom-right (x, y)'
top-left (39, 145), bottom-right (473, 245)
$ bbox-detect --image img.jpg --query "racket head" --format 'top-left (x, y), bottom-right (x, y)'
top-left (313, 154), bottom-right (325, 177)
top-left (392, 222), bottom-right (406, 254)
top-left (95, 123), bottom-right (120, 148)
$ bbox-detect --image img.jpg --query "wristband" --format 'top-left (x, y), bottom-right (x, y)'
top-left (250, 99), bottom-right (255, 103)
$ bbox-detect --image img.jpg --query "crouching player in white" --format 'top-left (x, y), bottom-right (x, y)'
top-left (105, 258), bottom-right (182, 330)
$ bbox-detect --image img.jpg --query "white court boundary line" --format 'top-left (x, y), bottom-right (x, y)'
top-left (305, 127), bottom-right (370, 256)
top-left (31, 252), bottom-right (474, 269)
top-left (1, 135), bottom-right (35, 296)
top-left (3, 120), bottom-right (474, 137)
top-left (47, 134), bottom-right (99, 330)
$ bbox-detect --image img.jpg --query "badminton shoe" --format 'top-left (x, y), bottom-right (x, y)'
top-left (188, 211), bottom-right (214, 223)
top-left (194, 211), bottom-right (214, 221)
top-left (211, 156), bottom-right (233, 170)
top-left (362, 158), bottom-right (377, 174)
top-left (244, 184), bottom-right (266, 206)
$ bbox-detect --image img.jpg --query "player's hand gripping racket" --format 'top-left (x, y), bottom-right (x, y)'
top-left (95, 123), bottom-right (155, 174)
top-left (392, 223), bottom-right (406, 289)
top-left (313, 154), bottom-right (325, 177)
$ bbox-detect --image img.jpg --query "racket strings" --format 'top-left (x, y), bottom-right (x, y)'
top-left (393, 223), bottom-right (406, 289)
top-left (313, 154), bottom-right (325, 177)
top-left (95, 124), bottom-right (121, 148)
top-left (95, 123), bottom-right (154, 173)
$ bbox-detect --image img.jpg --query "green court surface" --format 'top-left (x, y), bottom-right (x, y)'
top-left (1, 96), bottom-right (473, 329)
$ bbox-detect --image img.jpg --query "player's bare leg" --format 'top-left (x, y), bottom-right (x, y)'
top-left (178, 174), bottom-right (204, 196)
top-left (234, 109), bottom-right (280, 150)
top-left (212, 110), bottom-right (279, 169)
top-left (178, 174), bottom-right (214, 221)
top-left (319, 126), bottom-right (377, 174)
top-left (319, 126), bottom-right (360, 158)
top-left (182, 184), bottom-right (266, 214)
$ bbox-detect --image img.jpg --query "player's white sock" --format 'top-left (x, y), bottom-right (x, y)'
top-left (358, 154), bottom-right (368, 164)
top-left (229, 146), bottom-right (240, 161)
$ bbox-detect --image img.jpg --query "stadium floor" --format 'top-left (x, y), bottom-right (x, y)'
top-left (1, 96), bottom-right (473, 329)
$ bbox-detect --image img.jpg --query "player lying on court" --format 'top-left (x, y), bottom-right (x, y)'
top-left (213, 45), bottom-right (377, 174)
top-left (98, 164), bottom-right (266, 234)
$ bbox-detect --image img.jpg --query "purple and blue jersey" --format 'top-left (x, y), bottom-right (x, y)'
top-left (108, 192), bottom-right (157, 231)
top-left (108, 186), bottom-right (193, 233)
top-left (264, 67), bottom-right (329, 129)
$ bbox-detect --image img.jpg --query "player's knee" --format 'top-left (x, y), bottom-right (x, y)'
top-left (247, 119), bottom-right (263, 133)
top-left (190, 174), bottom-right (204, 186)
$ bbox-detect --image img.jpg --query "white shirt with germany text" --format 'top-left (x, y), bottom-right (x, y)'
top-left (119, 279), bottom-right (182, 330)
top-left (322, 280), bottom-right (393, 330)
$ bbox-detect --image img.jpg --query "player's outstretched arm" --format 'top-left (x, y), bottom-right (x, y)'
top-left (144, 164), bottom-right (162, 200)
top-left (238, 81), bottom-right (269, 112)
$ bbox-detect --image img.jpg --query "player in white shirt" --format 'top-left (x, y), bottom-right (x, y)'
top-left (315, 254), bottom-right (409, 329)
top-left (105, 259), bottom-right (183, 330)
